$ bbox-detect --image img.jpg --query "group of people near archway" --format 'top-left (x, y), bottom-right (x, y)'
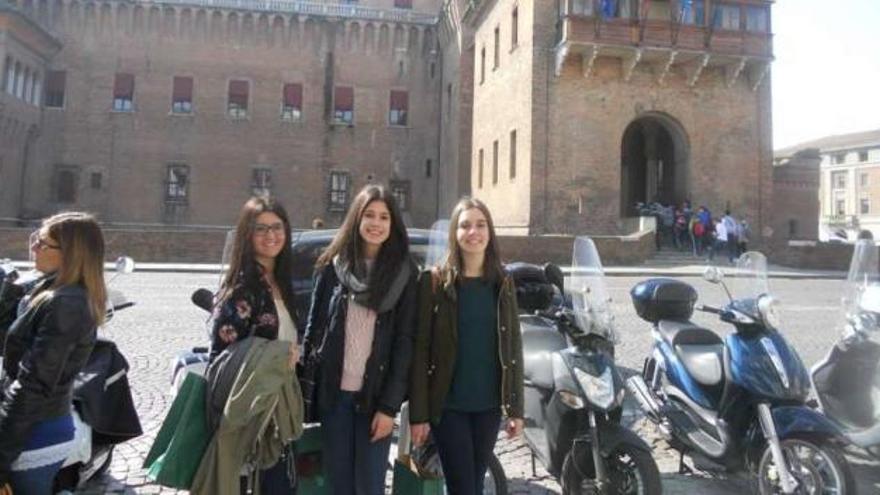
top-left (655, 201), bottom-right (751, 263)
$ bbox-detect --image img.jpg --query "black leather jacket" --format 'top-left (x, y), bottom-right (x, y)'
top-left (0, 280), bottom-right (97, 482)
top-left (303, 262), bottom-right (417, 418)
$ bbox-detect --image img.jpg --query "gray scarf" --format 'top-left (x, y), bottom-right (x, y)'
top-left (333, 255), bottom-right (411, 313)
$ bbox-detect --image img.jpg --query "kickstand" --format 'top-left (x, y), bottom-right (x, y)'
top-left (531, 452), bottom-right (537, 477)
top-left (678, 452), bottom-right (694, 475)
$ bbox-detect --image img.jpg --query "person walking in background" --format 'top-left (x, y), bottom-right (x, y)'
top-left (722, 210), bottom-right (738, 263)
top-left (737, 218), bottom-right (751, 257)
top-left (409, 197), bottom-right (524, 495)
top-left (709, 218), bottom-right (728, 263)
top-left (0, 212), bottom-right (107, 495)
top-left (303, 185), bottom-right (417, 495)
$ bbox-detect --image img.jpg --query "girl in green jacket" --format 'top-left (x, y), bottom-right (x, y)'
top-left (409, 197), bottom-right (524, 495)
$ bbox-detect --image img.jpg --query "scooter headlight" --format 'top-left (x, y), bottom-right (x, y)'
top-left (757, 295), bottom-right (782, 330)
top-left (573, 367), bottom-right (615, 410)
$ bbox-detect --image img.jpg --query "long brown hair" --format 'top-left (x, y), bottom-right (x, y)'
top-left (440, 197), bottom-right (505, 288)
top-left (316, 185), bottom-right (409, 310)
top-left (219, 196), bottom-right (295, 313)
top-left (34, 212), bottom-right (107, 326)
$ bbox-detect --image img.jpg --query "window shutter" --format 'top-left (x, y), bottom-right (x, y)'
top-left (283, 83), bottom-right (302, 108)
top-left (334, 86), bottom-right (354, 111)
top-left (114, 73), bottom-right (134, 98)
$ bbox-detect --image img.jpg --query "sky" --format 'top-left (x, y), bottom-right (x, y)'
top-left (772, 0), bottom-right (880, 150)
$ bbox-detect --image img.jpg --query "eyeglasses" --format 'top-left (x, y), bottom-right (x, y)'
top-left (253, 222), bottom-right (285, 237)
top-left (30, 232), bottom-right (60, 251)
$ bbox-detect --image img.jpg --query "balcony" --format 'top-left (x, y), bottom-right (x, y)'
top-left (554, 0), bottom-right (772, 88)
top-left (825, 214), bottom-right (858, 229)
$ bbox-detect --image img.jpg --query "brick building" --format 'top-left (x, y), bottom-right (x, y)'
top-left (1, 0), bottom-right (775, 235)
top-left (2, 0), bottom-right (442, 229)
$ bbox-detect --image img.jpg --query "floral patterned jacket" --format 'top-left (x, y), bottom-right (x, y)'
top-left (208, 264), bottom-right (293, 361)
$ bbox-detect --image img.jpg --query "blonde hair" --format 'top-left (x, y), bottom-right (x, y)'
top-left (32, 212), bottom-right (107, 326)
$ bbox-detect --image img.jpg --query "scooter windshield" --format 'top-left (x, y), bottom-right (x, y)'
top-left (570, 236), bottom-right (617, 342)
top-left (426, 219), bottom-right (450, 269)
top-left (726, 251), bottom-right (771, 301)
top-left (841, 239), bottom-right (880, 329)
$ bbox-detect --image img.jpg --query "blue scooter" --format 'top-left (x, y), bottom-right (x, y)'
top-left (626, 252), bottom-right (854, 494)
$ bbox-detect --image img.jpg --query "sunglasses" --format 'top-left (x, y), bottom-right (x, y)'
top-left (30, 232), bottom-right (60, 251)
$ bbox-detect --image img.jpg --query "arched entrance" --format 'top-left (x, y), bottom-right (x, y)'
top-left (620, 114), bottom-right (690, 216)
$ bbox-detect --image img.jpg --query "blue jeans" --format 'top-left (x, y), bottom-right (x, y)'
top-left (432, 408), bottom-right (502, 495)
top-left (9, 460), bottom-right (65, 495)
top-left (321, 392), bottom-right (392, 495)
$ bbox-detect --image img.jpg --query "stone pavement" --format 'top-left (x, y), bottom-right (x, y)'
top-left (71, 272), bottom-right (877, 494)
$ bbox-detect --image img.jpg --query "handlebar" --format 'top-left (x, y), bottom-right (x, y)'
top-left (697, 304), bottom-right (724, 315)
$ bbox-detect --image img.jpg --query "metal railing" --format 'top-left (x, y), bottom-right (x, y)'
top-left (145, 0), bottom-right (438, 24)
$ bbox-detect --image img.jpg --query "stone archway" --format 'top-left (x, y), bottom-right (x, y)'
top-left (620, 113), bottom-right (690, 216)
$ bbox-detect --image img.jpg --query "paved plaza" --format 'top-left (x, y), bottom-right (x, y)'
top-left (77, 272), bottom-right (879, 494)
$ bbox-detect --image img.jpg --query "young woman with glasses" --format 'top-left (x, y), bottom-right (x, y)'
top-left (0, 212), bottom-right (107, 495)
top-left (207, 195), bottom-right (300, 493)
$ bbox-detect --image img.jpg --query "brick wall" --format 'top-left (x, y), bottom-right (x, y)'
top-left (1, 226), bottom-right (655, 265)
top-left (769, 240), bottom-right (854, 271)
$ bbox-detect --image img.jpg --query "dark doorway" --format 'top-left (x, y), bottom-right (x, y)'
top-left (620, 114), bottom-right (689, 216)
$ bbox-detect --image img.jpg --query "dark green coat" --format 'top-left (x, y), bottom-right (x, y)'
top-left (409, 269), bottom-right (524, 424)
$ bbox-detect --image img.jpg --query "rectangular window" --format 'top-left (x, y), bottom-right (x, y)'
top-left (570, 0), bottom-right (593, 15)
top-left (252, 168), bottom-right (272, 196)
top-left (53, 165), bottom-right (79, 203)
top-left (480, 47), bottom-right (486, 84)
top-left (227, 80), bottom-right (249, 118)
top-left (389, 90), bottom-right (408, 126)
top-left (393, 0), bottom-right (412, 8)
top-left (836, 199), bottom-right (846, 216)
top-left (492, 140), bottom-right (499, 185)
top-left (425, 159), bottom-right (432, 178)
top-left (861, 198), bottom-right (870, 215)
top-left (90, 172), bottom-right (102, 190)
top-left (681, 0), bottom-right (705, 25)
top-left (172, 76), bottom-right (193, 114)
top-left (511, 7), bottom-right (518, 48)
top-left (446, 84), bottom-right (452, 115)
top-left (478, 149), bottom-right (484, 188)
top-left (45, 70), bottom-right (66, 108)
top-left (333, 86), bottom-right (354, 125)
top-left (833, 153), bottom-right (846, 165)
top-left (328, 171), bottom-right (351, 211)
top-left (281, 83), bottom-right (303, 122)
top-left (3, 57), bottom-right (12, 94)
top-left (112, 73), bottom-right (135, 112)
top-left (861, 173), bottom-right (869, 187)
top-left (788, 219), bottom-right (798, 239)
top-left (493, 27), bottom-right (500, 69)
top-left (832, 171), bottom-right (847, 190)
top-left (745, 5), bottom-right (769, 32)
top-left (390, 180), bottom-right (410, 211)
top-left (165, 163), bottom-right (189, 204)
top-left (509, 130), bottom-right (517, 179)
top-left (859, 151), bottom-right (869, 162)
top-left (713, 4), bottom-right (741, 31)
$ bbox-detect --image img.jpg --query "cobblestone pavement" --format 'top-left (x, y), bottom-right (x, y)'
top-left (75, 273), bottom-right (879, 494)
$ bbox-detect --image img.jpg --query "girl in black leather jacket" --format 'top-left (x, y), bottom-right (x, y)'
top-left (303, 185), bottom-right (416, 495)
top-left (0, 212), bottom-right (107, 495)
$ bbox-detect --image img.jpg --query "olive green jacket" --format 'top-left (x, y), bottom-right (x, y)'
top-left (409, 269), bottom-right (524, 424)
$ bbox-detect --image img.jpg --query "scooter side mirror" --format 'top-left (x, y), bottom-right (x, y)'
top-left (191, 288), bottom-right (215, 313)
top-left (703, 266), bottom-right (724, 284)
top-left (543, 263), bottom-right (565, 297)
top-left (115, 256), bottom-right (136, 274)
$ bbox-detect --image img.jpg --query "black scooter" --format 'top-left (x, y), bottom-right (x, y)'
top-left (811, 239), bottom-right (880, 458)
top-left (511, 237), bottom-right (661, 495)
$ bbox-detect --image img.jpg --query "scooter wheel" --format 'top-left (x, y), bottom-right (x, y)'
top-left (561, 443), bottom-right (661, 495)
top-left (757, 438), bottom-right (853, 495)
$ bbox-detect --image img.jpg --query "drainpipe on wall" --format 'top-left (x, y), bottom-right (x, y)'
top-left (17, 125), bottom-right (38, 224)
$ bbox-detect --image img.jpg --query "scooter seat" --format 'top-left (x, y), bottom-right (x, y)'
top-left (675, 344), bottom-right (724, 386)
top-left (658, 320), bottom-right (724, 386)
